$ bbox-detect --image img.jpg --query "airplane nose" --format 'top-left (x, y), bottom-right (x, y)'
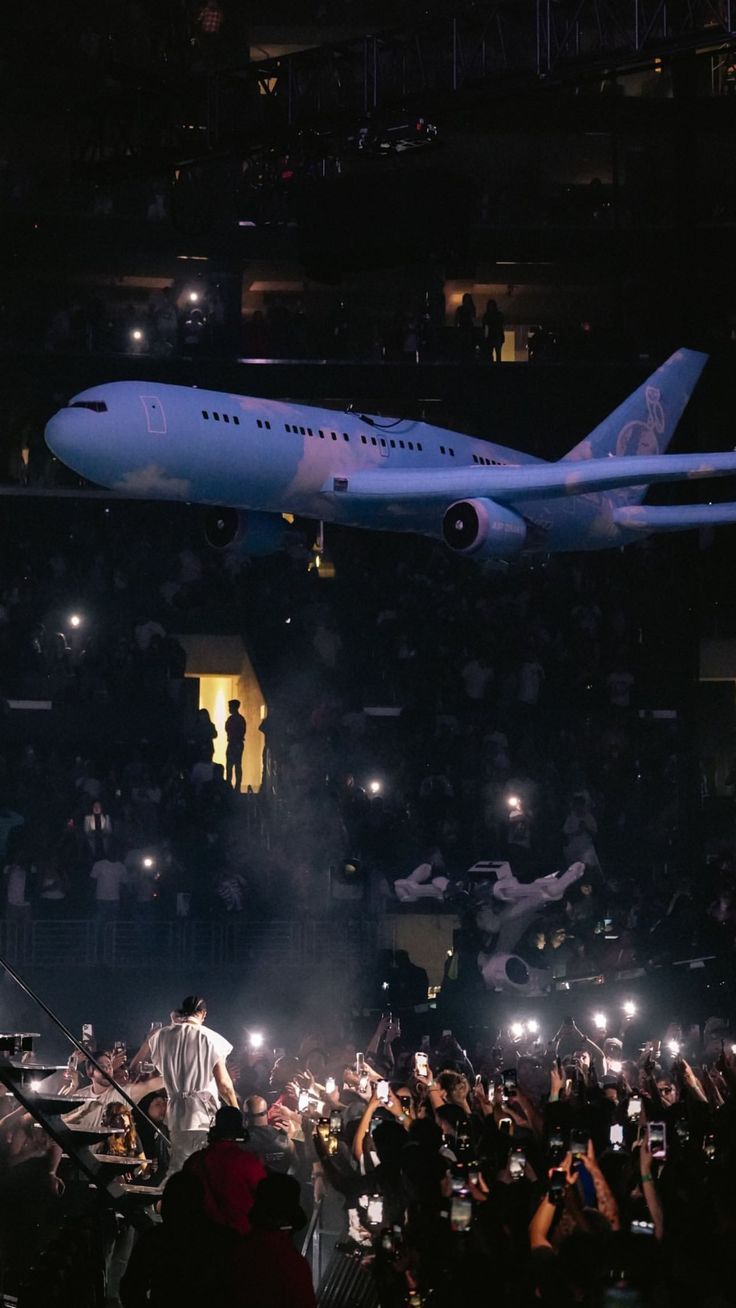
top-left (45, 408), bottom-right (90, 472)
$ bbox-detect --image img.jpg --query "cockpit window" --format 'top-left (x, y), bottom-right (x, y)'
top-left (69, 400), bottom-right (108, 413)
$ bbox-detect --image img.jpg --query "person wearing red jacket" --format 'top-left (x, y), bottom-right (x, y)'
top-left (183, 1106), bottom-right (265, 1236)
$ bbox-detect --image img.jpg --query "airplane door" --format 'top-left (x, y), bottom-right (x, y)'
top-left (140, 395), bottom-right (167, 435)
top-left (378, 436), bottom-right (389, 458)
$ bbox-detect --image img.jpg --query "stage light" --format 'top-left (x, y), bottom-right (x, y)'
top-left (69, 613), bottom-right (82, 628)
top-left (368, 779), bottom-right (382, 795)
top-left (248, 1032), bottom-right (264, 1051)
top-left (623, 1001), bottom-right (637, 1018)
top-left (507, 795), bottom-right (521, 810)
top-left (131, 329), bottom-right (143, 342)
top-left (188, 290), bottom-right (200, 303)
top-left (593, 1012), bottom-right (607, 1031)
top-left (509, 1021), bottom-right (524, 1040)
top-left (526, 1019), bottom-right (539, 1035)
top-left (142, 856), bottom-right (155, 870)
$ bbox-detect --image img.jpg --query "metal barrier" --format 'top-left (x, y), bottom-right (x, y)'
top-left (0, 917), bottom-right (377, 970)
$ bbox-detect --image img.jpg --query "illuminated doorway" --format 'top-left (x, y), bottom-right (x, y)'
top-left (177, 635), bottom-right (266, 791)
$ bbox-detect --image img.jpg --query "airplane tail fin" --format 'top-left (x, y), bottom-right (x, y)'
top-left (561, 348), bottom-right (709, 505)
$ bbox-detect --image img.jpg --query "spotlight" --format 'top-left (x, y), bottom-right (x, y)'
top-left (667, 1040), bottom-right (680, 1056)
top-left (142, 856), bottom-right (155, 870)
top-left (509, 1022), bottom-right (524, 1040)
top-left (381, 981), bottom-right (389, 991)
top-left (188, 290), bottom-right (200, 303)
top-left (248, 1032), bottom-right (264, 1051)
top-left (131, 329), bottom-right (143, 342)
top-left (623, 1001), bottom-right (637, 1018)
top-left (526, 1019), bottom-right (539, 1035)
top-left (69, 613), bottom-right (82, 629)
top-left (507, 795), bottom-right (521, 810)
top-left (593, 1012), bottom-right (607, 1032)
top-left (368, 779), bottom-right (382, 796)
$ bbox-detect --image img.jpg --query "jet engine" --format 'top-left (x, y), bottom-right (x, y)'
top-left (204, 507), bottom-right (288, 557)
top-left (442, 498), bottom-right (527, 558)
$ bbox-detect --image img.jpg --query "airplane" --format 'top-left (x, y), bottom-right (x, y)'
top-left (36, 346), bottom-right (736, 560)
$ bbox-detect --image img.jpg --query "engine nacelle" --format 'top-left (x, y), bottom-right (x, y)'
top-left (204, 507), bottom-right (288, 557)
top-left (443, 498), bottom-right (527, 558)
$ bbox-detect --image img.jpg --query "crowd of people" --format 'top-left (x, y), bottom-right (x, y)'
top-left (1, 992), bottom-right (735, 1305)
top-left (1, 481), bottom-right (735, 992)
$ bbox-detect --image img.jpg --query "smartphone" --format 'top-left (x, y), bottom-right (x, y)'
top-left (549, 1129), bottom-right (565, 1161)
top-left (329, 1109), bottom-right (341, 1135)
top-left (451, 1165), bottom-right (467, 1194)
top-left (609, 1124), bottom-right (624, 1151)
top-left (366, 1194), bottom-right (384, 1226)
top-left (503, 1068), bottom-right (517, 1092)
top-left (703, 1132), bottom-right (716, 1161)
top-left (316, 1117), bottom-right (331, 1142)
top-left (631, 1219), bottom-right (655, 1237)
top-left (627, 1095), bottom-right (642, 1119)
top-left (548, 1168), bottom-right (566, 1202)
top-left (376, 1080), bottom-right (390, 1104)
top-left (468, 1167), bottom-right (480, 1186)
top-left (413, 1052), bottom-right (429, 1079)
top-left (508, 1148), bottom-right (526, 1180)
top-left (499, 1116), bottom-right (512, 1133)
top-left (570, 1130), bottom-right (588, 1159)
top-left (450, 1195), bottom-right (472, 1232)
top-left (356, 1052), bottom-right (365, 1073)
top-left (647, 1122), bottom-right (666, 1159)
top-left (82, 1023), bottom-right (94, 1045)
top-left (358, 1074), bottom-right (370, 1095)
top-left (298, 1089), bottom-right (311, 1112)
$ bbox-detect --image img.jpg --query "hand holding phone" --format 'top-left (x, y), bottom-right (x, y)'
top-left (413, 1051), bottom-right (430, 1080)
top-left (647, 1121), bottom-right (666, 1159)
top-left (376, 1080), bottom-right (390, 1104)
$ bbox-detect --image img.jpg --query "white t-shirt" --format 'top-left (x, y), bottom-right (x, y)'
top-left (90, 859), bottom-right (128, 902)
top-left (5, 864), bottom-right (29, 907)
top-left (148, 1019), bottom-right (232, 1132)
top-left (63, 1083), bottom-right (125, 1131)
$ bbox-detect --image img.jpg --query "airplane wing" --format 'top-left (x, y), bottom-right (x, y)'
top-left (327, 451), bottom-right (736, 504)
top-left (613, 502), bottom-right (736, 531)
top-left (0, 485), bottom-right (124, 499)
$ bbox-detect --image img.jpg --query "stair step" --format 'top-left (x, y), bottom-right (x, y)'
top-left (25, 1094), bottom-right (89, 1114)
top-left (60, 1125), bottom-right (125, 1146)
top-left (3, 1063), bottom-right (73, 1080)
top-left (0, 1034), bottom-right (39, 1055)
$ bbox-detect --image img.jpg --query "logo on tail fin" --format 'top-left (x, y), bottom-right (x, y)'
top-left (615, 386), bottom-right (665, 458)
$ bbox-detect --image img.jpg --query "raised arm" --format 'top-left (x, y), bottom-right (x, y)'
top-left (213, 1059), bottom-right (238, 1108)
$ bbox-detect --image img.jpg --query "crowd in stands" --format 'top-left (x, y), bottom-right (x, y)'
top-left (2, 998), bottom-right (736, 1305)
top-left (1, 481), bottom-right (735, 995)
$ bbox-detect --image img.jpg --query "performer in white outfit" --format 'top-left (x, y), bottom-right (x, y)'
top-left (130, 995), bottom-right (237, 1173)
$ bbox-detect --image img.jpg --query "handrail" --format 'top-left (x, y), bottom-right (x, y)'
top-left (301, 1193), bottom-right (323, 1259)
top-left (0, 952), bottom-right (169, 1144)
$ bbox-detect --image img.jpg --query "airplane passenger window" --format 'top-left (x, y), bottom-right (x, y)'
top-left (361, 436), bottom-right (367, 444)
top-left (265, 421), bottom-right (271, 429)
top-left (332, 433), bottom-right (338, 441)
top-left (417, 443), bottom-right (422, 450)
top-left (300, 427), bottom-right (306, 435)
top-left (223, 414), bottom-right (230, 423)
top-left (214, 413), bottom-right (221, 421)
top-left (343, 433), bottom-right (349, 442)
top-left (371, 437), bottom-right (377, 446)
top-left (399, 441), bottom-right (405, 449)
top-left (449, 449), bottom-right (454, 456)
top-left (440, 445), bottom-right (445, 454)
top-left (390, 440), bottom-right (396, 448)
top-left (202, 411), bottom-right (209, 420)
top-left (233, 416), bottom-right (240, 425)
top-left (256, 419), bottom-right (262, 428)
top-left (408, 442), bottom-right (414, 450)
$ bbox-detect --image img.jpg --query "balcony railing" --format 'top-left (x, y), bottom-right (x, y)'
top-left (0, 917), bottom-right (378, 970)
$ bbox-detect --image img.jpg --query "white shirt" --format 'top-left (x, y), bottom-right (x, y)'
top-left (5, 864), bottom-right (29, 907)
top-left (90, 859), bottom-right (128, 902)
top-left (148, 1019), bottom-right (232, 1132)
top-left (63, 1083), bottom-right (125, 1131)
